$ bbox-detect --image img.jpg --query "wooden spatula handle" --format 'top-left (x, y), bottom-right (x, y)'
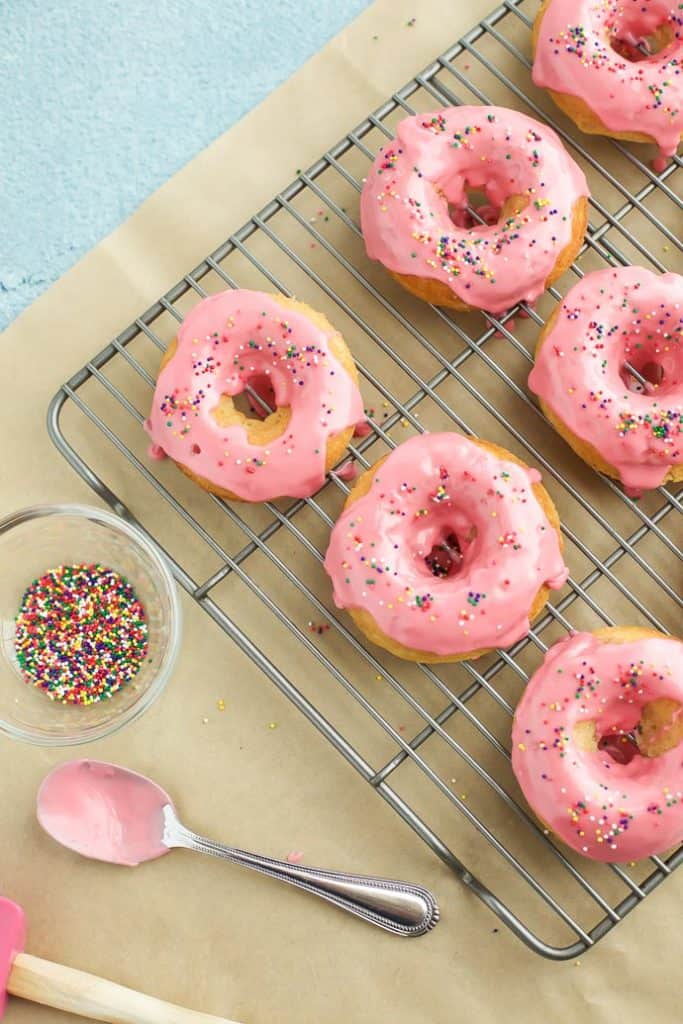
top-left (8, 953), bottom-right (240, 1024)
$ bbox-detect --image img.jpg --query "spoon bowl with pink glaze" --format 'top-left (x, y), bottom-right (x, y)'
top-left (38, 761), bottom-right (439, 937)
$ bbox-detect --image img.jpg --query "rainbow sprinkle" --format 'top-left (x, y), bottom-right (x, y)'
top-left (14, 564), bottom-right (149, 705)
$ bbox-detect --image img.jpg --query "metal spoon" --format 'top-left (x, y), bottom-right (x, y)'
top-left (37, 760), bottom-right (439, 937)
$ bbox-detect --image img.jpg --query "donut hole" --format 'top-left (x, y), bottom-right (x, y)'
top-left (621, 360), bottom-right (666, 394)
top-left (574, 721), bottom-right (641, 764)
top-left (573, 699), bottom-right (683, 763)
top-left (597, 732), bottom-right (640, 765)
top-left (424, 531), bottom-right (464, 579)
top-left (212, 373), bottom-right (292, 443)
top-left (619, 328), bottom-right (682, 395)
top-left (446, 183), bottom-right (527, 230)
top-left (448, 187), bottom-right (498, 229)
top-left (619, 330), bottom-right (682, 394)
top-left (231, 374), bottom-right (276, 421)
top-left (610, 21), bottom-right (675, 61)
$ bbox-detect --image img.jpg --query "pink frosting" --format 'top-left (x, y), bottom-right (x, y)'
top-left (145, 290), bottom-right (364, 501)
top-left (324, 433), bottom-right (568, 657)
top-left (359, 105), bottom-right (589, 314)
top-left (37, 760), bottom-right (171, 867)
top-left (512, 631), bottom-right (683, 862)
top-left (528, 266), bottom-right (683, 494)
top-left (533, 0), bottom-right (683, 157)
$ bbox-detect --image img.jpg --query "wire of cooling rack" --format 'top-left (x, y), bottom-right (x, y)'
top-left (47, 0), bottom-right (681, 958)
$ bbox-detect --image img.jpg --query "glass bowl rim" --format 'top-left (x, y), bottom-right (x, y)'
top-left (0, 502), bottom-right (182, 746)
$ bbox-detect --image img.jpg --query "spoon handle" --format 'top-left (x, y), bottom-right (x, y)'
top-left (164, 808), bottom-right (438, 937)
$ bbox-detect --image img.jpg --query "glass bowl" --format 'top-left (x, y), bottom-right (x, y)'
top-left (0, 504), bottom-right (181, 745)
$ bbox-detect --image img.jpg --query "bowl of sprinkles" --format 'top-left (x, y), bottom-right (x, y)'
top-left (0, 504), bottom-right (181, 745)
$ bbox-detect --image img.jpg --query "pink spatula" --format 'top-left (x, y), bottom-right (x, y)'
top-left (0, 897), bottom-right (238, 1023)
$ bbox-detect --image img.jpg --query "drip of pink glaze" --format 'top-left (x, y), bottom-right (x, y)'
top-left (324, 433), bottom-right (567, 657)
top-left (360, 105), bottom-right (589, 314)
top-left (533, 0), bottom-right (683, 157)
top-left (354, 420), bottom-right (373, 438)
top-left (495, 319), bottom-right (516, 338)
top-left (512, 632), bottom-right (683, 862)
top-left (148, 442), bottom-right (166, 461)
top-left (286, 850), bottom-right (305, 864)
top-left (145, 290), bottom-right (364, 502)
top-left (528, 266), bottom-right (683, 494)
top-left (336, 461), bottom-right (358, 482)
top-left (652, 153), bottom-right (669, 173)
top-left (37, 760), bottom-right (171, 867)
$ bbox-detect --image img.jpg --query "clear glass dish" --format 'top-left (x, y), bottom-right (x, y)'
top-left (0, 504), bottom-right (181, 745)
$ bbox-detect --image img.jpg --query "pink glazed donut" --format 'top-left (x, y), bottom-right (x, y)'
top-left (533, 0), bottom-right (683, 162)
top-left (145, 290), bottom-right (364, 502)
top-left (512, 628), bottom-right (683, 862)
top-left (360, 105), bottom-right (589, 314)
top-left (528, 266), bottom-right (683, 495)
top-left (324, 433), bottom-right (568, 663)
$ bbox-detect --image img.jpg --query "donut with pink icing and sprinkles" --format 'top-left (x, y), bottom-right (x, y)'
top-left (512, 627), bottom-right (683, 862)
top-left (529, 266), bottom-right (683, 496)
top-left (324, 432), bottom-right (568, 663)
top-left (360, 105), bottom-right (589, 314)
top-left (533, 0), bottom-right (683, 165)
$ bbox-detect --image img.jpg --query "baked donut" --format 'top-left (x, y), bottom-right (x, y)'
top-left (323, 433), bottom-right (568, 663)
top-left (532, 0), bottom-right (683, 162)
top-left (145, 290), bottom-right (364, 502)
top-left (528, 266), bottom-right (683, 495)
top-left (512, 627), bottom-right (683, 862)
top-left (360, 105), bottom-right (589, 315)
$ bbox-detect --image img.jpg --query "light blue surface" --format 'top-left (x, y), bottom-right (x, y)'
top-left (0, 0), bottom-right (372, 330)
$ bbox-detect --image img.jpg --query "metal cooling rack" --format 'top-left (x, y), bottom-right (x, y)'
top-left (48, 0), bottom-right (681, 958)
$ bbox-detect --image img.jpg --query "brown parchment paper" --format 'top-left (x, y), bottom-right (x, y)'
top-left (1, 1), bottom-right (681, 1021)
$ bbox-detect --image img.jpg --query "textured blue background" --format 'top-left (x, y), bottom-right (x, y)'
top-left (0, 0), bottom-right (371, 330)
